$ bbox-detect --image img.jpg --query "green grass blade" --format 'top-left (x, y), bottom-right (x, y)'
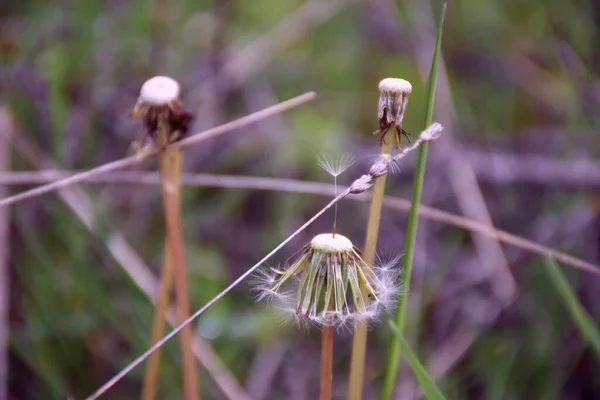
top-left (543, 257), bottom-right (600, 359)
top-left (387, 321), bottom-right (447, 400)
top-left (381, 4), bottom-right (447, 399)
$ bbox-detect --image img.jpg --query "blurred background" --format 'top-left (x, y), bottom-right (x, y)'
top-left (2, 0), bottom-right (600, 399)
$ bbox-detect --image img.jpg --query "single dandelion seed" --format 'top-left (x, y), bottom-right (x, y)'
top-left (317, 153), bottom-right (355, 237)
top-left (317, 153), bottom-right (355, 178)
top-left (131, 76), bottom-right (194, 148)
top-left (374, 77), bottom-right (413, 149)
top-left (253, 233), bottom-right (400, 329)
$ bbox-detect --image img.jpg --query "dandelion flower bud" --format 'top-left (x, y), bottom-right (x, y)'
top-left (253, 233), bottom-right (400, 328)
top-left (375, 78), bottom-right (413, 149)
top-left (131, 76), bottom-right (193, 145)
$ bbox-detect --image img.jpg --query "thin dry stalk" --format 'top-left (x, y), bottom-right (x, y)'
top-left (320, 289), bottom-right (336, 400)
top-left (0, 108), bottom-right (12, 400)
top-left (320, 323), bottom-right (334, 400)
top-left (347, 139), bottom-right (394, 400)
top-left (157, 124), bottom-right (199, 400)
top-left (141, 245), bottom-right (173, 400)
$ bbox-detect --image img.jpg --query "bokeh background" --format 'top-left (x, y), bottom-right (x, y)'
top-left (2, 0), bottom-right (600, 399)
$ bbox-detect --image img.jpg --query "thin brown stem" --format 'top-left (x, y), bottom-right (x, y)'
top-left (141, 244), bottom-right (173, 400)
top-left (0, 108), bottom-right (12, 400)
top-left (320, 324), bottom-right (334, 400)
top-left (347, 138), bottom-right (393, 400)
top-left (159, 144), bottom-right (199, 400)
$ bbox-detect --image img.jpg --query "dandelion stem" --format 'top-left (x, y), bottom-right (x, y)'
top-left (159, 142), bottom-right (199, 400)
top-left (141, 244), bottom-right (173, 400)
top-left (320, 321), bottom-right (334, 400)
top-left (347, 138), bottom-right (394, 400)
top-left (381, 4), bottom-right (446, 399)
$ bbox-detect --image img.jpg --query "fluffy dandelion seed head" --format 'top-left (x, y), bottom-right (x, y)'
top-left (310, 233), bottom-right (353, 253)
top-left (254, 233), bottom-right (402, 329)
top-left (379, 78), bottom-right (412, 95)
top-left (138, 76), bottom-right (180, 106)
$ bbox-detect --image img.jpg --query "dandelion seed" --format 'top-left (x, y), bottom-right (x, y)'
top-left (253, 233), bottom-right (400, 329)
top-left (374, 77), bottom-right (413, 149)
top-left (317, 153), bottom-right (355, 177)
top-left (317, 153), bottom-right (354, 236)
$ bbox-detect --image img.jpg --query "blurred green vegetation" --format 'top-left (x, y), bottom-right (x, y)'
top-left (2, 0), bottom-right (600, 399)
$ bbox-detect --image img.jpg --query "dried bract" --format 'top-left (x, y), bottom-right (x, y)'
top-left (253, 233), bottom-right (400, 328)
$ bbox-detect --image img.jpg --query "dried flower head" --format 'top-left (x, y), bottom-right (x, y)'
top-left (375, 77), bottom-right (413, 149)
top-left (253, 233), bottom-right (400, 328)
top-left (131, 76), bottom-right (193, 147)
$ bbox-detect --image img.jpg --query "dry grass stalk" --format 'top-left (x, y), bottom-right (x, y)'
top-left (141, 244), bottom-right (173, 400)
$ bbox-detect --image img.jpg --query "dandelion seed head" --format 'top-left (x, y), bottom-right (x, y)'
top-left (317, 153), bottom-right (355, 178)
top-left (254, 235), bottom-right (402, 329)
top-left (138, 76), bottom-right (180, 106)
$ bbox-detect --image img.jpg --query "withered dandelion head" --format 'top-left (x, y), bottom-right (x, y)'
top-left (131, 76), bottom-right (193, 146)
top-left (375, 77), bottom-right (413, 149)
top-left (253, 233), bottom-right (400, 329)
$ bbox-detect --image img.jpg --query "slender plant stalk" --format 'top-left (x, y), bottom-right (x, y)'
top-left (320, 301), bottom-right (335, 400)
top-left (159, 144), bottom-right (200, 400)
top-left (381, 5), bottom-right (446, 399)
top-left (141, 243), bottom-right (173, 400)
top-left (347, 138), bottom-right (394, 400)
top-left (149, 113), bottom-right (200, 400)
